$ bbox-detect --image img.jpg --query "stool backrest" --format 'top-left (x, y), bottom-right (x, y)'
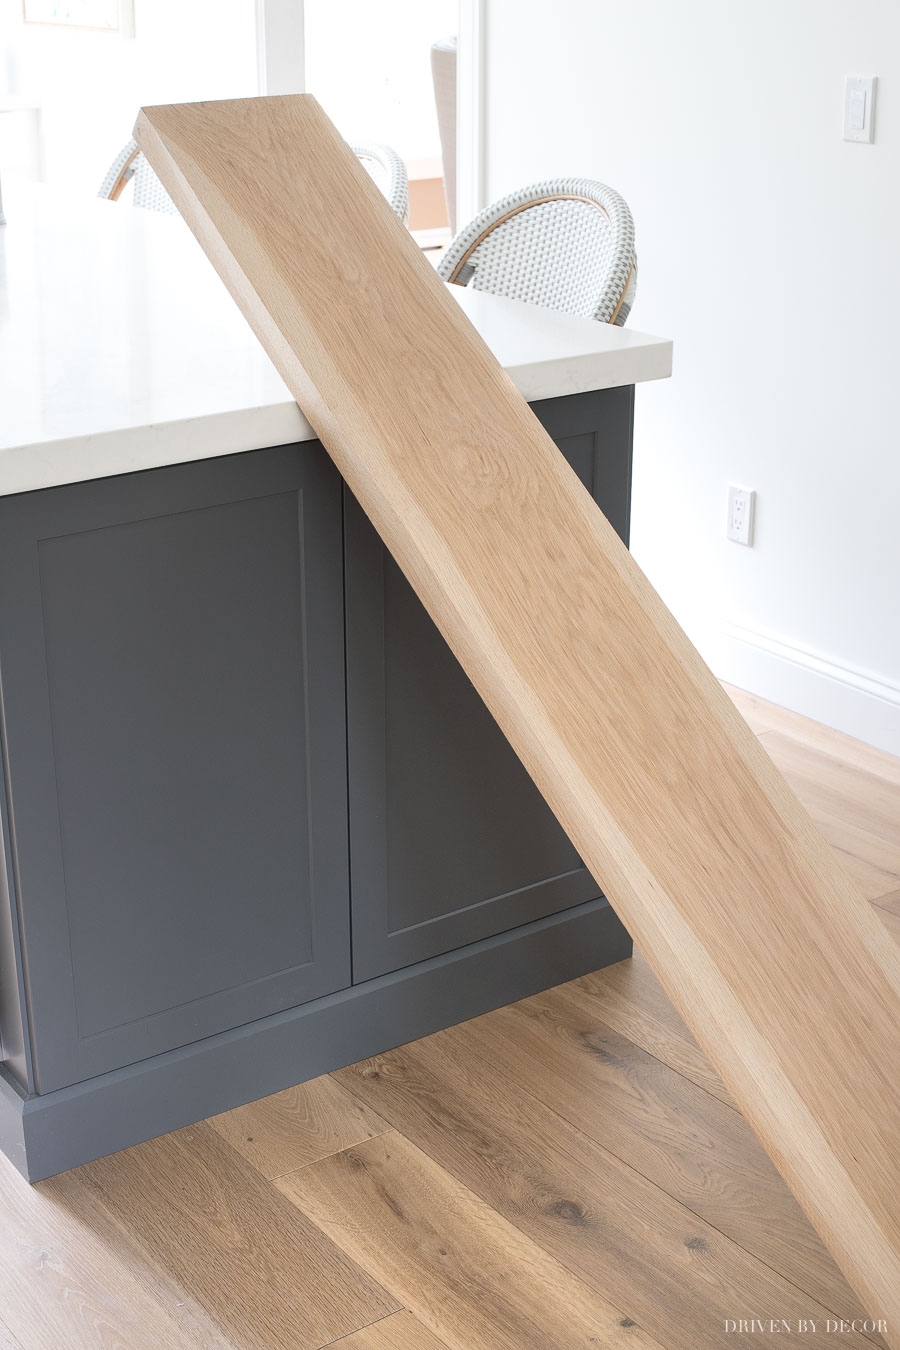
top-left (99, 138), bottom-right (410, 225)
top-left (438, 178), bottom-right (637, 326)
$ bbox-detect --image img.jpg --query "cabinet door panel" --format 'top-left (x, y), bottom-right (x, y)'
top-left (0, 444), bottom-right (349, 1092)
top-left (347, 389), bottom-right (633, 982)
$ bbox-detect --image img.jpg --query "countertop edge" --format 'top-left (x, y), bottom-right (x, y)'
top-left (0, 341), bottom-right (672, 499)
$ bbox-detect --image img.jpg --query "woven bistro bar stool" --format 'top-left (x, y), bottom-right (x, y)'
top-left (438, 178), bottom-right (637, 326)
top-left (98, 138), bottom-right (179, 213)
top-left (98, 137), bottom-right (410, 222)
top-left (349, 141), bottom-right (409, 224)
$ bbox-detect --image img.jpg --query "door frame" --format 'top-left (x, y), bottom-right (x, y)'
top-left (255, 0), bottom-right (305, 95)
top-left (455, 0), bottom-right (486, 224)
top-left (255, 0), bottom-right (486, 219)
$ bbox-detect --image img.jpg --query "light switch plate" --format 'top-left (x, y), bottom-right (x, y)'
top-left (843, 75), bottom-right (876, 143)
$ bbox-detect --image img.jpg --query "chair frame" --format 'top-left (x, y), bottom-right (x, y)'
top-left (349, 141), bottom-right (409, 223)
top-left (99, 137), bottom-right (410, 223)
top-left (98, 140), bottom-right (142, 202)
top-left (438, 178), bottom-right (636, 326)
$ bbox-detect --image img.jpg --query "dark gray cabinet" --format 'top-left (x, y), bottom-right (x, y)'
top-left (345, 388), bottom-right (633, 980)
top-left (0, 386), bottom-right (633, 1178)
top-left (0, 446), bottom-right (350, 1092)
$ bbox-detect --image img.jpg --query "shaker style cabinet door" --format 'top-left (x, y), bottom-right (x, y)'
top-left (0, 444), bottom-right (349, 1093)
top-left (346, 388), bottom-right (634, 982)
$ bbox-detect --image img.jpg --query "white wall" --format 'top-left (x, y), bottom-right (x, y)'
top-left (304, 0), bottom-right (457, 163)
top-left (4, 0), bottom-right (456, 191)
top-left (5, 0), bottom-right (257, 191)
top-left (484, 0), bottom-right (900, 753)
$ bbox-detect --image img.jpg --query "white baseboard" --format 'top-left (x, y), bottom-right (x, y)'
top-left (708, 621), bottom-right (900, 757)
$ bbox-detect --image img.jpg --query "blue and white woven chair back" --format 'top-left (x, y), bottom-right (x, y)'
top-left (438, 178), bottom-right (637, 326)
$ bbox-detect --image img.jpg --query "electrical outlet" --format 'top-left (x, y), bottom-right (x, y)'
top-left (727, 485), bottom-right (755, 546)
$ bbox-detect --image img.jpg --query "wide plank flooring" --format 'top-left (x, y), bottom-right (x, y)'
top-left (1, 684), bottom-right (897, 1348)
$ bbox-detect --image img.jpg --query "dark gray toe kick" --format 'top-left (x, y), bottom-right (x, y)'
top-left (0, 896), bottom-right (629, 1182)
top-left (0, 386), bottom-right (635, 1180)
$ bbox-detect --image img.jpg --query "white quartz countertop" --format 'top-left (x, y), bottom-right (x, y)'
top-left (0, 183), bottom-right (672, 498)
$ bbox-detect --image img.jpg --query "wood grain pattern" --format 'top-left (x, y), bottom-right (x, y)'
top-left (759, 732), bottom-right (900, 898)
top-left (324, 1310), bottom-right (452, 1349)
top-left (334, 1045), bottom-right (876, 1348)
top-left (875, 889), bottom-right (900, 917)
top-left (134, 93), bottom-right (900, 1333)
top-left (0, 1321), bottom-right (22, 1350)
top-left (279, 1131), bottom-right (664, 1350)
top-left (2, 683), bottom-right (896, 1349)
top-left (0, 1153), bottom-right (228, 1350)
top-left (875, 906), bottom-right (900, 946)
top-left (207, 1073), bottom-right (390, 1179)
top-left (456, 985), bottom-right (875, 1328)
top-left (572, 959), bottom-right (734, 1106)
top-left (75, 1123), bottom-right (397, 1350)
top-left (761, 736), bottom-right (900, 830)
top-left (824, 843), bottom-right (900, 905)
top-left (724, 686), bottom-right (900, 788)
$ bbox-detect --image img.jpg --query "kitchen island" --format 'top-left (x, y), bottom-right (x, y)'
top-left (0, 184), bottom-right (672, 1179)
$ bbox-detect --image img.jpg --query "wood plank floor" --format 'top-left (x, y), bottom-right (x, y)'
top-left (1, 684), bottom-right (898, 1349)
